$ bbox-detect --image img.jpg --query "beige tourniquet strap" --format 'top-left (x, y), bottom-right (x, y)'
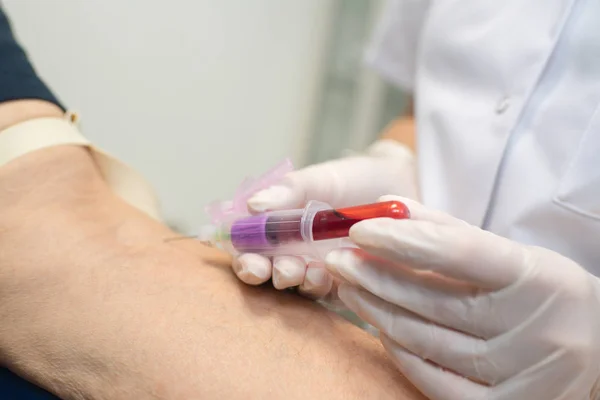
top-left (0, 116), bottom-right (161, 220)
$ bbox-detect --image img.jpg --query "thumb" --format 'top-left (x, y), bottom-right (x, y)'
top-left (248, 143), bottom-right (416, 212)
top-left (246, 173), bottom-right (306, 213)
top-left (247, 160), bottom-right (350, 212)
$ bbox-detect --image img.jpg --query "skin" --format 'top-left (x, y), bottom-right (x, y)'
top-left (380, 99), bottom-right (416, 152)
top-left (0, 100), bottom-right (426, 400)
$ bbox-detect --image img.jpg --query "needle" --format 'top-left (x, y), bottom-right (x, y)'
top-left (163, 235), bottom-right (197, 243)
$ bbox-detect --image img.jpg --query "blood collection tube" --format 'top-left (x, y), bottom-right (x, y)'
top-left (229, 211), bottom-right (304, 251)
top-left (206, 200), bottom-right (410, 258)
top-left (311, 200), bottom-right (410, 240)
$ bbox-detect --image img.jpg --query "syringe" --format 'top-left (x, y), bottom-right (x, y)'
top-left (199, 200), bottom-right (410, 259)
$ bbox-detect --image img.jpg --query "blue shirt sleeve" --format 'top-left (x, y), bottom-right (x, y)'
top-left (0, 6), bottom-right (64, 400)
top-left (0, 6), bottom-right (64, 109)
top-left (0, 368), bottom-right (60, 400)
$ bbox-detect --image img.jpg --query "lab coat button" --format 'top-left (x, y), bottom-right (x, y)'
top-left (495, 97), bottom-right (511, 114)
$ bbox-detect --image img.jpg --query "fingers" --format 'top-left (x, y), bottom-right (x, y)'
top-left (349, 217), bottom-right (527, 289)
top-left (234, 253), bottom-right (272, 285)
top-left (247, 180), bottom-right (305, 213)
top-left (378, 195), bottom-right (469, 227)
top-left (298, 262), bottom-right (333, 298)
top-left (247, 162), bottom-right (344, 213)
top-left (339, 284), bottom-right (510, 386)
top-left (272, 256), bottom-right (306, 289)
top-left (380, 334), bottom-right (491, 400)
top-left (273, 258), bottom-right (334, 298)
top-left (326, 249), bottom-right (498, 338)
top-left (235, 254), bottom-right (334, 298)
top-left (247, 162), bottom-right (349, 212)
top-left (248, 155), bottom-right (417, 213)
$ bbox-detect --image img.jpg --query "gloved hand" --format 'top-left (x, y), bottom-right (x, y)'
top-left (325, 195), bottom-right (600, 400)
top-left (232, 139), bottom-right (418, 298)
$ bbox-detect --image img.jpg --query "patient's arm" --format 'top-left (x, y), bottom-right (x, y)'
top-left (0, 144), bottom-right (425, 400)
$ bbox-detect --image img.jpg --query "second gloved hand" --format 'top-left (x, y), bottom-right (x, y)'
top-left (232, 139), bottom-right (418, 298)
top-left (326, 196), bottom-right (600, 400)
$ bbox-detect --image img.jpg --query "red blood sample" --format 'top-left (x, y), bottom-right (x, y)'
top-left (311, 200), bottom-right (410, 241)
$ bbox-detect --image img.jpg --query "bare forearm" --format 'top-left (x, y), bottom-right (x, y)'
top-left (0, 99), bottom-right (63, 131)
top-left (0, 146), bottom-right (423, 399)
top-left (379, 99), bottom-right (416, 152)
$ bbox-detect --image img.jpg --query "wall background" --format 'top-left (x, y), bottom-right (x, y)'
top-left (4, 0), bottom-right (335, 232)
top-left (4, 0), bottom-right (405, 234)
top-left (304, 0), bottom-right (408, 165)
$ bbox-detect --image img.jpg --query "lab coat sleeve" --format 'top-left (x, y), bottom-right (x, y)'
top-left (364, 0), bottom-right (431, 92)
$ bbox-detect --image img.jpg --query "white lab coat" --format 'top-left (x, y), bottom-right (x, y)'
top-left (367, 0), bottom-right (600, 272)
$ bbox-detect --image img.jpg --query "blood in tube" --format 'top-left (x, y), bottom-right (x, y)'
top-left (311, 200), bottom-right (410, 240)
top-left (229, 200), bottom-right (409, 252)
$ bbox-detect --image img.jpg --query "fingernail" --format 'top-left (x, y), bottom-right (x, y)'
top-left (298, 264), bottom-right (333, 299)
top-left (246, 263), bottom-right (271, 281)
top-left (273, 257), bottom-right (304, 289)
top-left (247, 185), bottom-right (294, 212)
top-left (324, 250), bottom-right (361, 286)
top-left (304, 265), bottom-right (328, 289)
top-left (236, 254), bottom-right (271, 284)
top-left (305, 264), bottom-right (331, 291)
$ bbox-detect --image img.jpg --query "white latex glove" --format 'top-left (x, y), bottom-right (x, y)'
top-left (232, 139), bottom-right (418, 298)
top-left (326, 195), bottom-right (600, 400)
